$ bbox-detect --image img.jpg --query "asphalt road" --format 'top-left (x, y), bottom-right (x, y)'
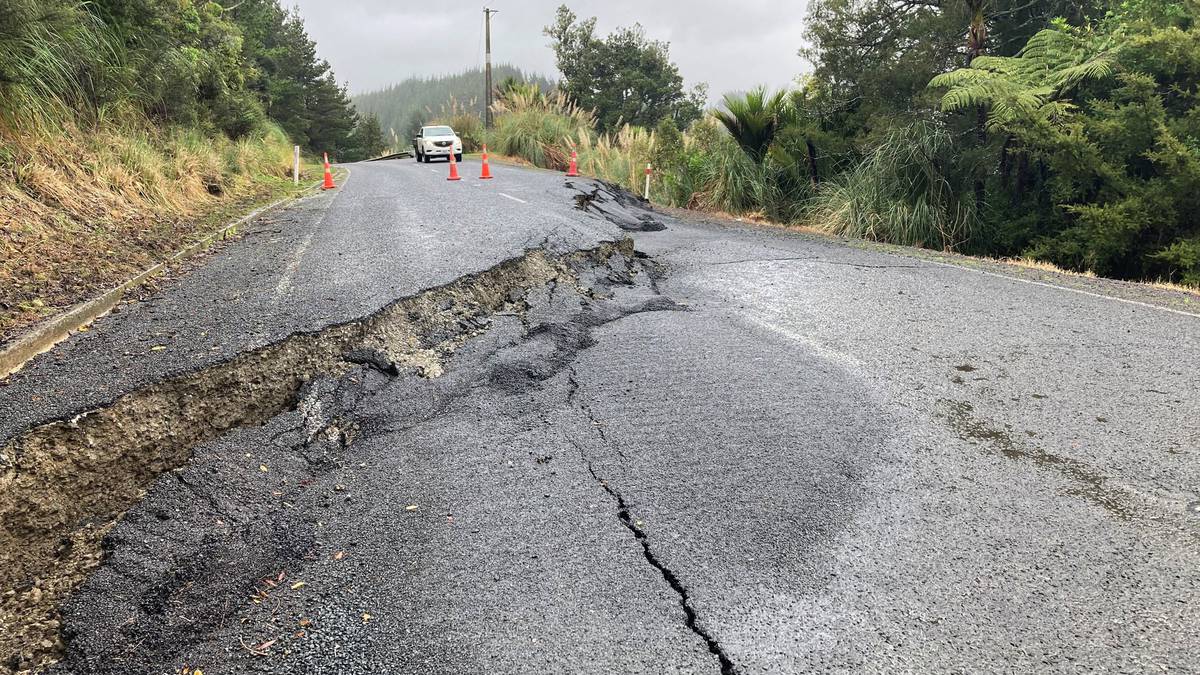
top-left (2, 158), bottom-right (1198, 674)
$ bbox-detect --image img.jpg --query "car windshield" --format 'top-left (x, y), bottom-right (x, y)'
top-left (424, 126), bottom-right (454, 136)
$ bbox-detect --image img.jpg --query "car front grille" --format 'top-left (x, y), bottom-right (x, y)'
top-left (433, 141), bottom-right (452, 148)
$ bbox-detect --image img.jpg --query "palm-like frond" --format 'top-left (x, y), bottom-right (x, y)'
top-left (712, 87), bottom-right (794, 163)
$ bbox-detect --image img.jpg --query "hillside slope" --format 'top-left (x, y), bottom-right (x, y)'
top-left (0, 0), bottom-right (378, 342)
top-left (353, 65), bottom-right (554, 140)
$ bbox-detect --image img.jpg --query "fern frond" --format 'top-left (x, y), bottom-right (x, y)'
top-left (928, 25), bottom-right (1120, 132)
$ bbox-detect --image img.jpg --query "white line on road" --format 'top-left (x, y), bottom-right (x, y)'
top-left (274, 231), bottom-right (316, 300)
top-left (922, 259), bottom-right (1200, 320)
top-left (498, 193), bottom-right (527, 204)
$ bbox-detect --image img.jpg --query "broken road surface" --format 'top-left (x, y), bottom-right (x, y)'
top-left (1, 160), bottom-right (1198, 674)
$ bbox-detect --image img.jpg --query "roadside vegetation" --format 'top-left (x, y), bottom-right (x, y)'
top-left (353, 65), bottom-right (554, 147)
top-left (416, 2), bottom-right (1200, 290)
top-left (0, 0), bottom-right (387, 338)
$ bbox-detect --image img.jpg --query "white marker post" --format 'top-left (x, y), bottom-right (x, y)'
top-left (293, 145), bottom-right (300, 185)
top-left (644, 163), bottom-right (652, 200)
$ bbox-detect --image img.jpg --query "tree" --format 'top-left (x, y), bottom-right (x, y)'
top-left (353, 66), bottom-right (553, 142)
top-left (85, 0), bottom-right (265, 134)
top-left (232, 0), bottom-right (359, 153)
top-left (350, 113), bottom-right (386, 160)
top-left (305, 72), bottom-right (357, 158)
top-left (927, 6), bottom-right (1200, 282)
top-left (712, 88), bottom-right (794, 164)
top-left (544, 5), bottom-right (706, 132)
top-left (930, 24), bottom-right (1119, 132)
top-left (800, 0), bottom-right (1107, 142)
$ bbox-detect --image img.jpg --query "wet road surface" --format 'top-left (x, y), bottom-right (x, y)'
top-left (2, 159), bottom-right (1198, 674)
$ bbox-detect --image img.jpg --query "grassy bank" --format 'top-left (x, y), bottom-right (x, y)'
top-left (0, 116), bottom-right (304, 341)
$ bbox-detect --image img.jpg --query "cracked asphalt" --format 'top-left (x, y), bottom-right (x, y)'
top-left (2, 158), bottom-right (1199, 674)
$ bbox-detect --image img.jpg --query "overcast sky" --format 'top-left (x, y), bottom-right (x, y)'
top-left (287, 1), bottom-right (811, 103)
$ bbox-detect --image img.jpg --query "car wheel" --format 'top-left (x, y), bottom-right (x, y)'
top-left (414, 150), bottom-right (421, 162)
top-left (455, 153), bottom-right (463, 163)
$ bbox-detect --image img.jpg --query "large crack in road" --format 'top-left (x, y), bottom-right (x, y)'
top-left (41, 232), bottom-right (731, 674)
top-left (4, 165), bottom-right (1196, 673)
top-left (1, 239), bottom-right (670, 673)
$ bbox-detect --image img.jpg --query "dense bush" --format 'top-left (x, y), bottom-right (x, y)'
top-left (0, 0), bottom-right (382, 158)
top-left (484, 0), bottom-right (1199, 288)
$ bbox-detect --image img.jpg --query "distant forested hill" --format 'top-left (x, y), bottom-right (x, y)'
top-left (353, 66), bottom-right (554, 140)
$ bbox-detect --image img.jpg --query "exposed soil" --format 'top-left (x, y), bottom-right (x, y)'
top-left (0, 240), bottom-right (634, 674)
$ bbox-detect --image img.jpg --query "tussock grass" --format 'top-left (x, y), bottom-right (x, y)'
top-left (807, 121), bottom-right (976, 251)
top-left (577, 125), bottom-right (657, 194)
top-left (0, 0), bottom-right (115, 128)
top-left (487, 91), bottom-right (595, 171)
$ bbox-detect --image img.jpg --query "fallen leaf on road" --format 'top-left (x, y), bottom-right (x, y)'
top-left (259, 465), bottom-right (269, 472)
top-left (290, 581), bottom-right (306, 590)
top-left (239, 637), bottom-right (275, 657)
top-left (362, 613), bottom-right (373, 624)
top-left (333, 551), bottom-right (346, 560)
top-left (298, 618), bottom-right (312, 627)
top-left (405, 505), bottom-right (418, 511)
top-left (150, 345), bottom-right (166, 351)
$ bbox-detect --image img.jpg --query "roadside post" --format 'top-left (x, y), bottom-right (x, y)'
top-left (293, 145), bottom-right (300, 185)
top-left (644, 163), bottom-right (652, 200)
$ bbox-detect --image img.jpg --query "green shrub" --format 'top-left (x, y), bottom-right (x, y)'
top-left (808, 121), bottom-right (978, 250)
top-left (487, 90), bottom-right (595, 170)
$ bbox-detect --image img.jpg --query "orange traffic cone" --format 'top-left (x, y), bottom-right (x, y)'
top-left (566, 149), bottom-right (580, 177)
top-left (322, 152), bottom-right (336, 190)
top-left (447, 149), bottom-right (462, 181)
top-left (480, 145), bottom-right (494, 180)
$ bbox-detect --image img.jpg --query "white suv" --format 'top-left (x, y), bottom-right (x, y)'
top-left (413, 125), bottom-right (464, 163)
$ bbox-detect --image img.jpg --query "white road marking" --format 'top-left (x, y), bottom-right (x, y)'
top-left (922, 259), bottom-right (1200, 320)
top-left (499, 193), bottom-right (527, 204)
top-left (274, 231), bottom-right (315, 299)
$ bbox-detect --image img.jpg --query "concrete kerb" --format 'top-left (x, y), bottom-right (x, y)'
top-left (0, 177), bottom-right (334, 379)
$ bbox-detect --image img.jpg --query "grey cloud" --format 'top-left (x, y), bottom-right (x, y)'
top-left (289, 0), bottom-right (811, 103)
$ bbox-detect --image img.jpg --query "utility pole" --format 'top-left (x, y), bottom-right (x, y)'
top-left (484, 7), bottom-right (498, 129)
